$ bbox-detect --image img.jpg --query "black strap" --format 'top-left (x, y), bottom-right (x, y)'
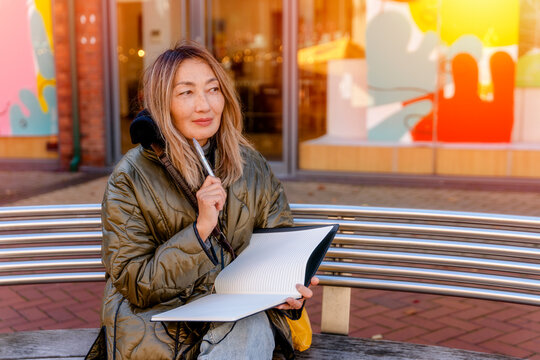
top-left (211, 224), bottom-right (235, 260)
top-left (151, 144), bottom-right (198, 208)
top-left (112, 298), bottom-right (124, 360)
top-left (174, 322), bottom-right (181, 359)
top-left (150, 143), bottom-right (236, 261)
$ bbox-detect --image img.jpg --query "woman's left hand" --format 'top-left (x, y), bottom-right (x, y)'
top-left (276, 276), bottom-right (319, 310)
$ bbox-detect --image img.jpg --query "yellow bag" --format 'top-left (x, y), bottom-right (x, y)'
top-left (286, 308), bottom-right (312, 352)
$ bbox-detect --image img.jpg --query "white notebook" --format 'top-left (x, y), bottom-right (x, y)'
top-left (151, 224), bottom-right (338, 322)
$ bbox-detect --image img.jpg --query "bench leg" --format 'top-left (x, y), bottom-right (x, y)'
top-left (320, 286), bottom-right (351, 335)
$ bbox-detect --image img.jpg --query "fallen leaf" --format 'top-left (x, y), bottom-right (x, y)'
top-left (405, 308), bottom-right (417, 315)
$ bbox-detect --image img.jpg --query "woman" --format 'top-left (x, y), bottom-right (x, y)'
top-left (94, 42), bottom-right (316, 360)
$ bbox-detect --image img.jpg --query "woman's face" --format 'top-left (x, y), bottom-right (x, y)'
top-left (170, 58), bottom-right (224, 146)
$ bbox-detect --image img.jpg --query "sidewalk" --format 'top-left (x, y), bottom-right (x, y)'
top-left (1, 170), bottom-right (539, 359)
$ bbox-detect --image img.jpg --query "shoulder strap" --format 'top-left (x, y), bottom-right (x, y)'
top-left (150, 144), bottom-right (198, 209)
top-left (150, 143), bottom-right (236, 260)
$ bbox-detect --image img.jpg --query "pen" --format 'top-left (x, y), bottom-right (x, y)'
top-left (192, 138), bottom-right (215, 177)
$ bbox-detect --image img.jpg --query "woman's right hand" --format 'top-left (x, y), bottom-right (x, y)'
top-left (195, 176), bottom-right (227, 240)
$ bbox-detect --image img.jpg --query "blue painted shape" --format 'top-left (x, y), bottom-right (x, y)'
top-left (9, 85), bottom-right (57, 136)
top-left (366, 11), bottom-right (438, 106)
top-left (30, 8), bottom-right (55, 79)
top-left (368, 100), bottom-right (432, 141)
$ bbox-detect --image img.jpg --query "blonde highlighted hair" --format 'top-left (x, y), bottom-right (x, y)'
top-left (142, 41), bottom-right (252, 190)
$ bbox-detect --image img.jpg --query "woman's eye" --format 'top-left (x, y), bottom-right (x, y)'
top-left (179, 90), bottom-right (192, 96)
top-left (209, 87), bottom-right (220, 93)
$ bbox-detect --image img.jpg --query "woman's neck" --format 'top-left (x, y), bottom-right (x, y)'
top-left (202, 139), bottom-right (212, 156)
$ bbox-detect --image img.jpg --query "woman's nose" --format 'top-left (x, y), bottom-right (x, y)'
top-left (195, 92), bottom-right (211, 112)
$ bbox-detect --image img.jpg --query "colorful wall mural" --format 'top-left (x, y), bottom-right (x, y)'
top-left (366, 0), bottom-right (520, 143)
top-left (299, 0), bottom-right (540, 177)
top-left (0, 0), bottom-right (57, 157)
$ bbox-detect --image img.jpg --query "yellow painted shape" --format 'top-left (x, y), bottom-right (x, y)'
top-left (33, 0), bottom-right (56, 112)
top-left (36, 73), bottom-right (56, 113)
top-left (479, 82), bottom-right (494, 101)
top-left (35, 0), bottom-right (54, 51)
top-left (408, 0), bottom-right (439, 34)
top-left (409, 0), bottom-right (519, 46)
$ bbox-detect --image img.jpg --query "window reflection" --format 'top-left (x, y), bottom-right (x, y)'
top-left (209, 0), bottom-right (283, 161)
top-left (116, 0), bottom-right (186, 153)
top-left (298, 0), bottom-right (365, 143)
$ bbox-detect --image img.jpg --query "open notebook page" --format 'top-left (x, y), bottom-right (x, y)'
top-left (151, 225), bottom-right (337, 322)
top-left (215, 225), bottom-right (336, 295)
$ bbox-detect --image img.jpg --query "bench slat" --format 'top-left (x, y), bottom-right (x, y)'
top-left (318, 275), bottom-right (540, 306)
top-left (0, 272), bottom-right (106, 285)
top-left (320, 262), bottom-right (540, 291)
top-left (295, 218), bottom-right (540, 243)
top-left (0, 245), bottom-right (101, 258)
top-left (291, 204), bottom-right (540, 229)
top-left (0, 231), bottom-right (102, 245)
top-left (327, 248), bottom-right (540, 274)
top-left (300, 333), bottom-right (519, 359)
top-left (0, 204), bottom-right (101, 218)
top-left (0, 218), bottom-right (101, 232)
top-left (0, 258), bottom-right (103, 272)
top-left (333, 234), bottom-right (540, 259)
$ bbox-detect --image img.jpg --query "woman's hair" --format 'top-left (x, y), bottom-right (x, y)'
top-left (142, 41), bottom-right (252, 189)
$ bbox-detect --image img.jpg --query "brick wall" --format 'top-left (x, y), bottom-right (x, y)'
top-left (53, 0), bottom-right (73, 170)
top-left (53, 0), bottom-right (107, 170)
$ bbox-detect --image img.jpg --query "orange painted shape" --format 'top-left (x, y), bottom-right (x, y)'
top-left (410, 51), bottom-right (515, 143)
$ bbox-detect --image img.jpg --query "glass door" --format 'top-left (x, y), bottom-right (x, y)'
top-left (115, 0), bottom-right (188, 154)
top-left (206, 0), bottom-right (285, 163)
top-left (296, 0), bottom-right (367, 173)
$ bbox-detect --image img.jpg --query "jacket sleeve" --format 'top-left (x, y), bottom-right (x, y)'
top-left (255, 156), bottom-right (294, 229)
top-left (101, 172), bottom-right (216, 309)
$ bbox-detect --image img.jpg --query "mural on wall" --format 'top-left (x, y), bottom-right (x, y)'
top-left (407, 51), bottom-right (515, 142)
top-left (0, 0), bottom-right (57, 137)
top-left (365, 6), bottom-right (437, 142)
top-left (365, 0), bottom-right (520, 143)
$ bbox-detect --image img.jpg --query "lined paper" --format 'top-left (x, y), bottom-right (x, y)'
top-left (152, 225), bottom-right (337, 322)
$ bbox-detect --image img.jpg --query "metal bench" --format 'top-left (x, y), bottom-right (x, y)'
top-left (2, 203), bottom-right (539, 359)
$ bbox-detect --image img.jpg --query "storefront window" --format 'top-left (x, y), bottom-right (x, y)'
top-left (298, 0), bottom-right (540, 178)
top-left (116, 0), bottom-right (187, 153)
top-left (208, 0), bottom-right (283, 161)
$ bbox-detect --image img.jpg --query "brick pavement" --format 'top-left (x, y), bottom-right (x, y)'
top-left (0, 170), bottom-right (105, 206)
top-left (1, 171), bottom-right (540, 359)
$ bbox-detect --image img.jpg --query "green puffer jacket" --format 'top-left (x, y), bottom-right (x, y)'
top-left (97, 144), bottom-right (298, 360)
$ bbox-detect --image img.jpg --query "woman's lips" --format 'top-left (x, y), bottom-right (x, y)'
top-left (193, 118), bottom-right (213, 126)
